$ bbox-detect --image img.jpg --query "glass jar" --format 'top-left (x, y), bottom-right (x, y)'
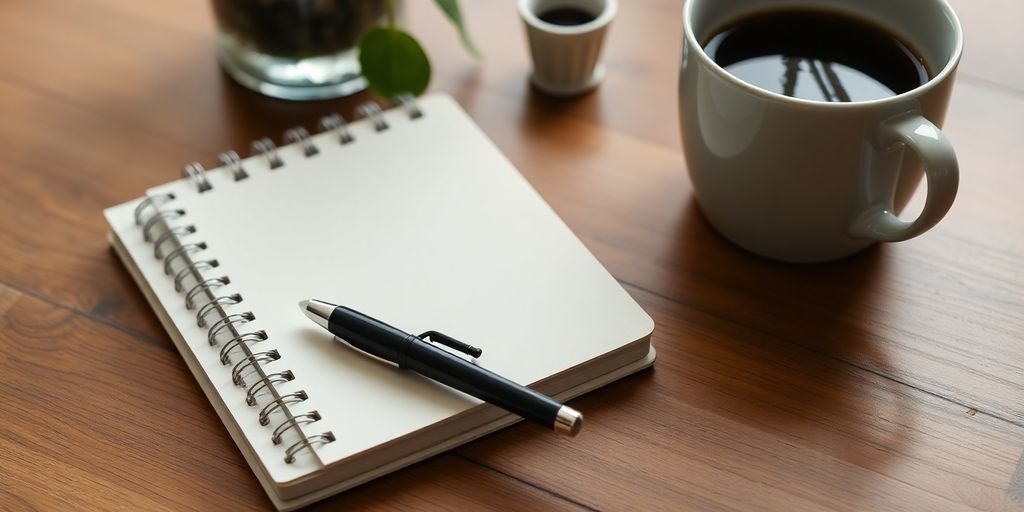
top-left (211, 0), bottom-right (389, 100)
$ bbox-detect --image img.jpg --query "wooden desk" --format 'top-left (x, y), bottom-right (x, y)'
top-left (2, 1), bottom-right (1022, 510)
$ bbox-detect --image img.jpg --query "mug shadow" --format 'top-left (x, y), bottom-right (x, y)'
top-left (659, 196), bottom-right (915, 471)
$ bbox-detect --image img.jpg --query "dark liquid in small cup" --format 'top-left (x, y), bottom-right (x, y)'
top-left (538, 6), bottom-right (597, 26)
top-left (703, 9), bottom-right (931, 102)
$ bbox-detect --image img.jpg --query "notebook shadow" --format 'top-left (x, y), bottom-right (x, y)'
top-left (311, 452), bottom-right (539, 510)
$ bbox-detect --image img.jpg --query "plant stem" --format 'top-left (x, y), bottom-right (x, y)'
top-left (386, 0), bottom-right (395, 29)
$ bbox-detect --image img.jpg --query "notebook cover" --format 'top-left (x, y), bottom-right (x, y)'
top-left (104, 94), bottom-right (655, 509)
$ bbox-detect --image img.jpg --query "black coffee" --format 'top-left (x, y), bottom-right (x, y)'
top-left (703, 9), bottom-right (930, 102)
top-left (538, 6), bottom-right (597, 26)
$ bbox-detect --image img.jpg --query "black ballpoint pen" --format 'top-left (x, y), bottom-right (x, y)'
top-left (299, 299), bottom-right (583, 436)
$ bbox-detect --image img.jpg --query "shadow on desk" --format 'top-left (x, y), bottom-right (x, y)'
top-left (652, 197), bottom-right (916, 468)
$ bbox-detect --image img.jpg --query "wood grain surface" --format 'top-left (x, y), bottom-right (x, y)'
top-left (1, 0), bottom-right (1022, 510)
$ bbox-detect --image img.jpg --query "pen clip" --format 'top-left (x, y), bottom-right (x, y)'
top-left (417, 331), bottom-right (483, 359)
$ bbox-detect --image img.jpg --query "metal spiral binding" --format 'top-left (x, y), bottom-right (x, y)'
top-left (318, 113), bottom-right (354, 144)
top-left (134, 193), bottom-right (175, 225)
top-left (184, 277), bottom-right (231, 310)
top-left (207, 312), bottom-right (256, 345)
top-left (231, 350), bottom-right (281, 387)
top-left (356, 102), bottom-right (389, 131)
top-left (182, 162), bottom-right (212, 193)
top-left (251, 137), bottom-right (284, 169)
top-left (218, 150), bottom-right (248, 181)
top-left (220, 331), bottom-right (269, 364)
top-left (246, 370), bottom-right (295, 406)
top-left (163, 243), bottom-right (207, 274)
top-left (143, 210), bottom-right (185, 242)
top-left (394, 93), bottom-right (423, 119)
top-left (272, 411), bottom-right (320, 444)
top-left (178, 94), bottom-right (423, 200)
top-left (258, 391), bottom-right (308, 425)
top-left (174, 260), bottom-right (219, 292)
top-left (132, 95), bottom-right (424, 462)
top-left (153, 225), bottom-right (196, 259)
top-left (284, 127), bottom-right (319, 157)
top-left (196, 294), bottom-right (243, 327)
top-left (284, 433), bottom-right (336, 464)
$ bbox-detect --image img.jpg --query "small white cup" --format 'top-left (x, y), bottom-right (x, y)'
top-left (518, 0), bottom-right (617, 96)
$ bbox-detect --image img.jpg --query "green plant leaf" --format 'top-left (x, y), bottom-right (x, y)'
top-left (358, 27), bottom-right (432, 98)
top-left (432, 0), bottom-right (480, 58)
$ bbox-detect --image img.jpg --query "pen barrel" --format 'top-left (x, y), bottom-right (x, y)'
top-left (401, 341), bottom-right (563, 428)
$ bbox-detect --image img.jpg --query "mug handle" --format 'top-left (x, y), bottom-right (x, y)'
top-left (849, 112), bottom-right (959, 242)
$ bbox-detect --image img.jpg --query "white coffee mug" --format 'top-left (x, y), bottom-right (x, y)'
top-left (679, 0), bottom-right (962, 263)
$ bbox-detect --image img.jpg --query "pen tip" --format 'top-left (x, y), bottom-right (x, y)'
top-left (300, 300), bottom-right (333, 329)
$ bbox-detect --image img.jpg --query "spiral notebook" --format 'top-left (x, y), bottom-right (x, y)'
top-left (103, 94), bottom-right (655, 510)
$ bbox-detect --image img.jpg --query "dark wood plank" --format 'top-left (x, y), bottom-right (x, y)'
top-left (0, 80), bottom-right (191, 336)
top-left (0, 287), bottom-right (584, 511)
top-left (0, 286), bottom-right (268, 510)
